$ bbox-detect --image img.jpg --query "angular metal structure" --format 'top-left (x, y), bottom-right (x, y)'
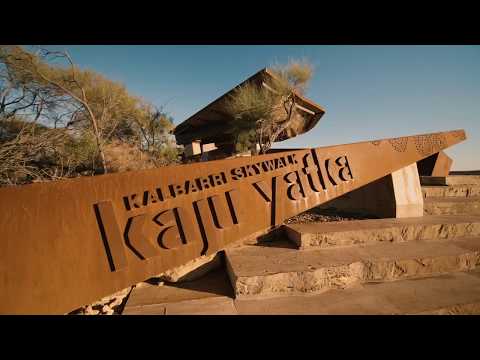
top-left (0, 129), bottom-right (466, 314)
top-left (417, 150), bottom-right (453, 176)
top-left (173, 68), bottom-right (326, 156)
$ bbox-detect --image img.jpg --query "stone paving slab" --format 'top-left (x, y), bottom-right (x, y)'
top-left (421, 175), bottom-right (480, 186)
top-left (123, 304), bottom-right (167, 315)
top-left (233, 270), bottom-right (480, 315)
top-left (123, 297), bottom-right (237, 315)
top-left (122, 269), bottom-right (234, 315)
top-left (165, 297), bottom-right (237, 315)
top-left (234, 285), bottom-right (399, 315)
top-left (225, 237), bottom-right (480, 297)
top-left (424, 197), bottom-right (480, 216)
top-left (285, 215), bottom-right (480, 249)
top-left (422, 184), bottom-right (480, 198)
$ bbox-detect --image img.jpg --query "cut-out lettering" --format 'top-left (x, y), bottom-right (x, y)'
top-left (253, 177), bottom-right (280, 226)
top-left (284, 171), bottom-right (307, 201)
top-left (302, 151), bottom-right (327, 192)
top-left (336, 156), bottom-right (354, 181)
top-left (154, 209), bottom-right (184, 249)
top-left (124, 214), bottom-right (158, 260)
top-left (193, 189), bottom-right (241, 254)
top-left (324, 158), bottom-right (338, 186)
top-left (94, 201), bottom-right (128, 272)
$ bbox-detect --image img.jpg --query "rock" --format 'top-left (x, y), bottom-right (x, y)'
top-left (76, 286), bottom-right (133, 316)
top-left (84, 305), bottom-right (100, 315)
top-left (109, 297), bottom-right (124, 308)
top-left (102, 306), bottom-right (114, 315)
top-left (135, 282), bottom-right (149, 289)
top-left (68, 308), bottom-right (85, 315)
top-left (92, 299), bottom-right (109, 307)
top-left (111, 287), bottom-right (132, 298)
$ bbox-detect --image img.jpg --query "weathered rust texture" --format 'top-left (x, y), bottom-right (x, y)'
top-left (0, 129), bottom-right (466, 314)
top-left (417, 151), bottom-right (453, 177)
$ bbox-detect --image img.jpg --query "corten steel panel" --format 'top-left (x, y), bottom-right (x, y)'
top-left (0, 129), bottom-right (467, 314)
top-left (417, 150), bottom-right (453, 177)
top-left (431, 151), bottom-right (453, 177)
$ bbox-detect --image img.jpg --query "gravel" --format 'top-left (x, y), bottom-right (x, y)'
top-left (68, 286), bottom-right (134, 315)
top-left (284, 207), bottom-right (376, 224)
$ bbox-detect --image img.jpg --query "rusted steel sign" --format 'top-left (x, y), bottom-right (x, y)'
top-left (0, 129), bottom-right (466, 314)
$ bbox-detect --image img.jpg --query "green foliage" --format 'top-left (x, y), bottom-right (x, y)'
top-left (224, 82), bottom-right (277, 154)
top-left (225, 82), bottom-right (277, 124)
top-left (0, 45), bottom-right (180, 185)
top-left (152, 145), bottom-right (180, 165)
top-left (133, 103), bottom-right (176, 152)
top-left (223, 59), bottom-right (314, 154)
top-left (63, 132), bottom-right (99, 169)
top-left (234, 129), bottom-right (257, 153)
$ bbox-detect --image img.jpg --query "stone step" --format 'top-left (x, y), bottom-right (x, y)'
top-left (424, 197), bottom-right (480, 216)
top-left (122, 269), bottom-right (237, 315)
top-left (421, 175), bottom-right (480, 186)
top-left (285, 215), bottom-right (480, 250)
top-left (422, 184), bottom-right (480, 198)
top-left (234, 269), bottom-right (480, 314)
top-left (225, 237), bottom-right (480, 298)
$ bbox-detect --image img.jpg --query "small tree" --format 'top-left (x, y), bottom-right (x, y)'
top-left (223, 60), bottom-right (313, 154)
top-left (132, 103), bottom-right (179, 165)
top-left (0, 45), bottom-right (179, 184)
top-left (0, 46), bottom-right (110, 173)
top-left (133, 103), bottom-right (175, 152)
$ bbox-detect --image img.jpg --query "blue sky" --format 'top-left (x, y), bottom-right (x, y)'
top-left (45, 45), bottom-right (479, 170)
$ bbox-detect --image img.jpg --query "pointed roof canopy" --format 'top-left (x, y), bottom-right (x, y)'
top-left (173, 68), bottom-right (326, 146)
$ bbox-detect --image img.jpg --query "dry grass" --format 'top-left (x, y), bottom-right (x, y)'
top-left (103, 140), bottom-right (157, 173)
top-left (270, 59), bottom-right (313, 94)
top-left (0, 131), bottom-right (180, 186)
top-left (0, 125), bottom-right (76, 185)
top-left (224, 82), bottom-right (277, 123)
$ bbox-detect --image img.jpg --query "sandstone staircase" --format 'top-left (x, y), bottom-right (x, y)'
top-left (422, 175), bottom-right (480, 216)
top-left (122, 174), bottom-right (480, 315)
